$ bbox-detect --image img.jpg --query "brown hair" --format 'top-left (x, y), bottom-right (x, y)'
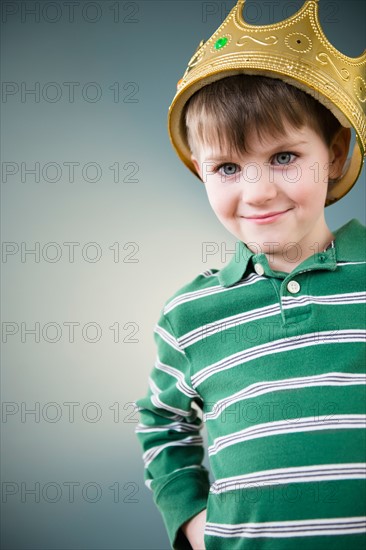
top-left (184, 75), bottom-right (342, 159)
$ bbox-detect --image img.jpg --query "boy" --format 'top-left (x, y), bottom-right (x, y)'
top-left (135, 1), bottom-right (366, 549)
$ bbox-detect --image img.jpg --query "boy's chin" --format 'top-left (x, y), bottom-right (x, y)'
top-left (246, 240), bottom-right (283, 255)
top-left (229, 226), bottom-right (285, 251)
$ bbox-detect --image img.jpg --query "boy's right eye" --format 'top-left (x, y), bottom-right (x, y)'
top-left (216, 163), bottom-right (240, 177)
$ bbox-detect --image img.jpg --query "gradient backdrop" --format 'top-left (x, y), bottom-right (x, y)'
top-left (1, 0), bottom-right (365, 548)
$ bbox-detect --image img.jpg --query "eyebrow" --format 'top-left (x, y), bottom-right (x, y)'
top-left (204, 141), bottom-right (309, 161)
top-left (203, 156), bottom-right (231, 162)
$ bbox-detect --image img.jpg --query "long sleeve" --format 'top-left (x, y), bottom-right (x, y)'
top-left (134, 308), bottom-right (210, 549)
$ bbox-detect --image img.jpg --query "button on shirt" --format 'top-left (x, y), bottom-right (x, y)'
top-left (253, 262), bottom-right (265, 276)
top-left (287, 279), bottom-right (300, 293)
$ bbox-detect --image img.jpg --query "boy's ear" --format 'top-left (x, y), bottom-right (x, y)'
top-left (329, 127), bottom-right (351, 180)
top-left (191, 155), bottom-right (203, 180)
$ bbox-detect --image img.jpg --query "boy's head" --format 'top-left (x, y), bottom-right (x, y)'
top-left (167, 0), bottom-right (365, 206)
top-left (180, 74), bottom-right (351, 264)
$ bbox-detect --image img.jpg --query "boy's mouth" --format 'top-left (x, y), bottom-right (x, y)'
top-left (242, 209), bottom-right (291, 223)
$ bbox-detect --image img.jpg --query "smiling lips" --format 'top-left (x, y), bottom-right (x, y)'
top-left (243, 209), bottom-right (291, 223)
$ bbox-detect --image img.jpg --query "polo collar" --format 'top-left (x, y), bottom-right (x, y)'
top-left (332, 218), bottom-right (366, 262)
top-left (218, 240), bottom-right (253, 287)
top-left (218, 218), bottom-right (365, 288)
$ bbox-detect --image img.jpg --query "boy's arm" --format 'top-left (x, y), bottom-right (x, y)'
top-left (181, 509), bottom-right (207, 550)
top-left (135, 309), bottom-right (210, 550)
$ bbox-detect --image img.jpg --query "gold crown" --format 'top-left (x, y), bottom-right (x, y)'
top-left (168, 0), bottom-right (366, 206)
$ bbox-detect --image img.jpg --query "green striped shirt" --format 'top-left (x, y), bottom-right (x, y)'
top-left (135, 218), bottom-right (366, 550)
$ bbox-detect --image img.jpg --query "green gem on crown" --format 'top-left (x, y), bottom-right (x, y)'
top-left (214, 37), bottom-right (228, 50)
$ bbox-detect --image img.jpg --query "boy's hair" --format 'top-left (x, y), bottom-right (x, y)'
top-left (183, 75), bottom-right (342, 160)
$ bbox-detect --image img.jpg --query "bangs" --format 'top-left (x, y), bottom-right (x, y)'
top-left (184, 75), bottom-right (341, 158)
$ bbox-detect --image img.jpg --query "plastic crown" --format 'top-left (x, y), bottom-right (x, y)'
top-left (168, 0), bottom-right (366, 206)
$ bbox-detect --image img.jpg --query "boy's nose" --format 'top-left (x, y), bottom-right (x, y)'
top-left (240, 163), bottom-right (278, 205)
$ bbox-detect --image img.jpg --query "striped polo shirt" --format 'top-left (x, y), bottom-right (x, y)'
top-left (135, 218), bottom-right (366, 550)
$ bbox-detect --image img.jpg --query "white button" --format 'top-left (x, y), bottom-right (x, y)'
top-left (287, 280), bottom-right (300, 294)
top-left (254, 263), bottom-right (265, 276)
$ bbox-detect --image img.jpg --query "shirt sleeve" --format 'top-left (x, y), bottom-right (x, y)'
top-left (134, 308), bottom-right (210, 549)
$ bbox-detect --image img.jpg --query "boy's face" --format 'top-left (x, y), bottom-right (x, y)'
top-left (191, 122), bottom-right (349, 266)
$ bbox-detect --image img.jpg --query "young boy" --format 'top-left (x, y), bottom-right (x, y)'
top-left (135, 1), bottom-right (366, 549)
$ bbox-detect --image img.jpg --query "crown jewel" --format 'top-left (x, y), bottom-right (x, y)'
top-left (168, 0), bottom-right (366, 206)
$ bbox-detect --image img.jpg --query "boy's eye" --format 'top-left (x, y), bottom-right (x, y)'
top-left (217, 163), bottom-right (240, 176)
top-left (272, 152), bottom-right (296, 165)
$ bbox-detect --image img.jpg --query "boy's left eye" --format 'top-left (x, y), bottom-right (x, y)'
top-left (272, 152), bottom-right (296, 165)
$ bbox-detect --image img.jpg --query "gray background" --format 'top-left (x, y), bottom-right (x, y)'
top-left (1, 1), bottom-right (365, 549)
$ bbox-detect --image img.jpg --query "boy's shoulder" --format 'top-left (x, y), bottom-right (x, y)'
top-left (158, 241), bottom-right (252, 330)
top-left (334, 217), bottom-right (365, 235)
top-left (333, 218), bottom-right (366, 260)
top-left (161, 267), bottom-right (223, 319)
top-left (156, 238), bottom-right (258, 330)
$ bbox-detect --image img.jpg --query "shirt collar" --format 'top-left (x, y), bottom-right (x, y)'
top-left (218, 218), bottom-right (365, 288)
top-left (218, 240), bottom-right (253, 287)
top-left (332, 218), bottom-right (365, 262)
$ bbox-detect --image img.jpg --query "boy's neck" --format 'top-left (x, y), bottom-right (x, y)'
top-left (263, 228), bottom-right (335, 274)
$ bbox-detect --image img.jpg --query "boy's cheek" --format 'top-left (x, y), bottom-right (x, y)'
top-left (206, 193), bottom-right (234, 218)
top-left (207, 200), bottom-right (226, 220)
top-left (207, 202), bottom-right (233, 227)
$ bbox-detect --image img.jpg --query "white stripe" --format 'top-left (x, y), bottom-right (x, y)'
top-left (144, 465), bottom-right (205, 490)
top-left (150, 393), bottom-right (190, 419)
top-left (134, 405), bottom-right (181, 422)
top-left (337, 261), bottom-right (366, 266)
top-left (282, 291), bottom-right (366, 309)
top-left (154, 324), bottom-right (184, 354)
top-left (149, 378), bottom-right (191, 418)
top-left (204, 372), bottom-right (366, 420)
top-left (192, 330), bottom-right (366, 388)
top-left (179, 292), bottom-right (365, 349)
top-left (205, 517), bottom-right (366, 538)
top-left (135, 421), bottom-right (201, 433)
top-left (178, 303), bottom-right (280, 349)
top-left (155, 357), bottom-right (199, 398)
top-left (201, 269), bottom-right (218, 278)
top-left (210, 463), bottom-right (366, 493)
top-left (143, 435), bottom-right (203, 468)
top-left (208, 415), bottom-right (366, 456)
top-left (164, 273), bottom-right (262, 314)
